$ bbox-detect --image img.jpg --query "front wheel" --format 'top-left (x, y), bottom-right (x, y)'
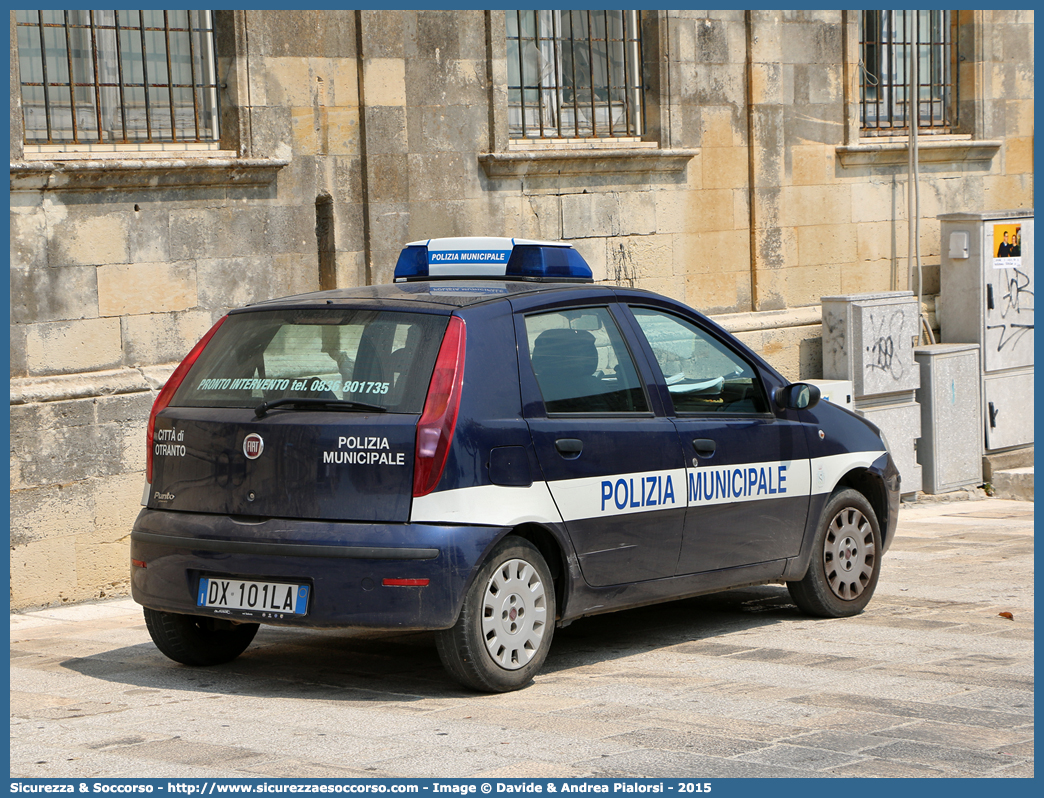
top-left (436, 536), bottom-right (556, 692)
top-left (787, 488), bottom-right (882, 617)
top-left (143, 607), bottom-right (259, 666)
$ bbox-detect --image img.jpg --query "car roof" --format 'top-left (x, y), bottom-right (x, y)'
top-left (239, 280), bottom-right (623, 312)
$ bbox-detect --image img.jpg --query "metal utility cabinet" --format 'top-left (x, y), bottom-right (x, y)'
top-left (821, 291), bottom-right (922, 496)
top-left (939, 210), bottom-right (1034, 453)
top-left (914, 344), bottom-right (983, 494)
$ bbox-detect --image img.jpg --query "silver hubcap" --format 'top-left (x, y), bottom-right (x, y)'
top-left (823, 506), bottom-right (876, 600)
top-left (481, 558), bottom-right (547, 670)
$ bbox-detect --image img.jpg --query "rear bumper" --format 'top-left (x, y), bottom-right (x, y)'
top-left (130, 509), bottom-right (505, 629)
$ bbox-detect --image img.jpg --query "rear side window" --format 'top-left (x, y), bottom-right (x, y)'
top-left (171, 309), bottom-right (450, 413)
top-left (524, 307), bottom-right (649, 414)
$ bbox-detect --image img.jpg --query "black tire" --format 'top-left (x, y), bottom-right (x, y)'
top-left (787, 488), bottom-right (882, 618)
top-left (143, 607), bottom-right (259, 666)
top-left (436, 536), bottom-right (556, 692)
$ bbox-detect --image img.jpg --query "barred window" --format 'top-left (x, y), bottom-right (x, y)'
top-left (506, 10), bottom-right (644, 139)
top-left (16, 10), bottom-right (220, 147)
top-left (860, 10), bottom-right (954, 135)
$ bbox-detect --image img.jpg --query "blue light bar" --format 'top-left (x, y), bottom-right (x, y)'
top-left (394, 245), bottom-right (428, 280)
top-left (393, 237), bottom-right (593, 283)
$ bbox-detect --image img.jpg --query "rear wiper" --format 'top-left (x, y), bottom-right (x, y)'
top-left (254, 397), bottom-right (388, 418)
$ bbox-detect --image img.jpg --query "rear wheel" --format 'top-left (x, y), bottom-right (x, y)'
top-left (787, 488), bottom-right (881, 617)
top-left (436, 536), bottom-right (555, 692)
top-left (143, 607), bottom-right (259, 666)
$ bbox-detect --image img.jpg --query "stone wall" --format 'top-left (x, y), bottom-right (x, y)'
top-left (9, 10), bottom-right (1033, 609)
top-left (9, 10), bottom-right (357, 607)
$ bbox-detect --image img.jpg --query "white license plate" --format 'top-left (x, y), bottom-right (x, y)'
top-left (197, 577), bottom-right (310, 616)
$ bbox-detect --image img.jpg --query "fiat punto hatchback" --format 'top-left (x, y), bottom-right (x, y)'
top-left (132, 237), bottom-right (900, 692)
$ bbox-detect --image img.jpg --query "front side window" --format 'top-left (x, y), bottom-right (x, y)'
top-left (506, 10), bottom-right (643, 139)
top-left (860, 10), bottom-right (954, 135)
top-left (172, 310), bottom-right (450, 414)
top-left (525, 307), bottom-right (648, 413)
top-left (16, 9), bottom-right (220, 146)
top-left (630, 308), bottom-right (769, 415)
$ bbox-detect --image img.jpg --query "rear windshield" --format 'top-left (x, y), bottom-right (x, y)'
top-left (171, 309), bottom-right (450, 413)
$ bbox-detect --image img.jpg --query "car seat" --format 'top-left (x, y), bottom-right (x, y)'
top-left (530, 328), bottom-right (605, 408)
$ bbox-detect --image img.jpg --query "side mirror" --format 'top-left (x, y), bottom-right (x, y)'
top-left (776, 382), bottom-right (821, 410)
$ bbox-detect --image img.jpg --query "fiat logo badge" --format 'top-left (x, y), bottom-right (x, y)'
top-left (243, 433), bottom-right (264, 460)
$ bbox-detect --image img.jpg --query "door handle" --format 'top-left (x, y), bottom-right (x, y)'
top-left (555, 438), bottom-right (583, 458)
top-left (692, 438), bottom-right (716, 457)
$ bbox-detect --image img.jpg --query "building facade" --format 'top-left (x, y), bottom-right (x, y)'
top-left (9, 10), bottom-right (1034, 608)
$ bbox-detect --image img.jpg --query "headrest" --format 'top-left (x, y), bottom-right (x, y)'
top-left (531, 328), bottom-right (598, 376)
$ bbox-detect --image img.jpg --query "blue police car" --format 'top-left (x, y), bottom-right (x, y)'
top-left (132, 236), bottom-right (900, 692)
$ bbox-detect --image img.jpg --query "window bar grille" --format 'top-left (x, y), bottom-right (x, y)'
top-left (163, 12), bottom-right (177, 140)
top-left (88, 11), bottom-right (104, 141)
top-left (859, 11), bottom-right (869, 130)
top-left (873, 12), bottom-right (882, 129)
top-left (19, 10), bottom-right (220, 145)
top-left (62, 11), bottom-right (79, 142)
top-left (874, 27), bottom-right (880, 128)
top-left (890, 13), bottom-right (900, 130)
top-left (621, 11), bottom-right (631, 138)
top-left (927, 17), bottom-right (934, 125)
top-left (861, 10), bottom-right (951, 134)
top-left (513, 10), bottom-right (527, 139)
top-left (35, 11), bottom-right (53, 142)
top-left (951, 16), bottom-right (957, 126)
top-left (137, 13), bottom-right (154, 140)
top-left (185, 11), bottom-right (202, 141)
top-left (551, 10), bottom-right (562, 138)
top-left (951, 18), bottom-right (957, 128)
top-left (637, 18), bottom-right (646, 132)
top-left (586, 10), bottom-right (596, 136)
top-left (906, 14), bottom-right (914, 128)
top-left (937, 27), bottom-right (943, 124)
top-left (605, 11), bottom-right (609, 136)
top-left (206, 16), bottom-right (221, 140)
top-left (507, 10), bottom-right (642, 140)
top-left (900, 18), bottom-right (908, 130)
top-left (114, 11), bottom-right (129, 141)
top-left (568, 11), bottom-right (580, 138)
top-left (534, 14), bottom-right (546, 137)
top-left (906, 19), bottom-right (913, 129)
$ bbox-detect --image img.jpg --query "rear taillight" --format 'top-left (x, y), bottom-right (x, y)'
top-left (146, 315), bottom-right (227, 484)
top-left (413, 315), bottom-right (466, 497)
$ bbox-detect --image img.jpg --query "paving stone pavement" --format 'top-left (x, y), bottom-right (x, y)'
top-left (9, 498), bottom-right (1033, 779)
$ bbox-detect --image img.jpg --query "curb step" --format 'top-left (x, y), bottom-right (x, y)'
top-left (991, 467), bottom-right (1034, 501)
